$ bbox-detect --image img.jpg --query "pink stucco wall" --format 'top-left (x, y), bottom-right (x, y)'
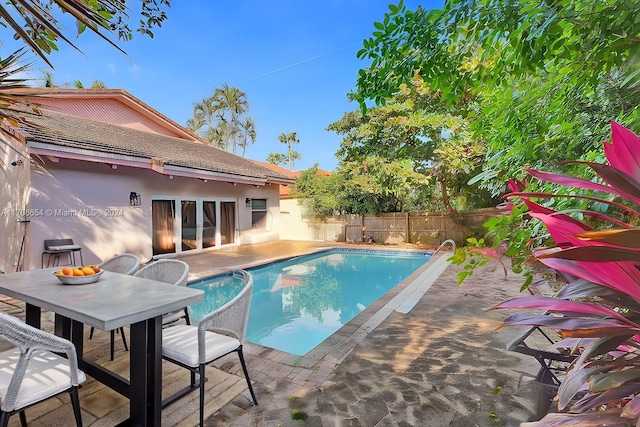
top-left (26, 157), bottom-right (281, 270)
top-left (1, 135), bottom-right (31, 273)
top-left (36, 97), bottom-right (192, 139)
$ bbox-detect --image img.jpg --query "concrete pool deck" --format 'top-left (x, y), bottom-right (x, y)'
top-left (0, 241), bottom-right (543, 426)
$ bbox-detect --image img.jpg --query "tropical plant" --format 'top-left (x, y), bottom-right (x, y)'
top-left (0, 0), bottom-right (170, 67)
top-left (238, 117), bottom-right (256, 157)
top-left (490, 122), bottom-right (640, 425)
top-left (269, 132), bottom-right (302, 170)
top-left (186, 84), bottom-right (255, 155)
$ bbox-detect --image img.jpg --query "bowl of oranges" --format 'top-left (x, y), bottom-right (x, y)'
top-left (54, 265), bottom-right (103, 285)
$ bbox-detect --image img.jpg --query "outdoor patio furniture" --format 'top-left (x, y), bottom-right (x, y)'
top-left (0, 312), bottom-right (86, 427)
top-left (507, 320), bottom-right (577, 419)
top-left (41, 238), bottom-right (83, 268)
top-left (0, 267), bottom-right (203, 426)
top-left (89, 253), bottom-right (140, 360)
top-left (161, 269), bottom-right (257, 426)
top-left (134, 259), bottom-right (191, 326)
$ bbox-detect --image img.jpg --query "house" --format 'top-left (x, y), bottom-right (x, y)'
top-left (251, 161), bottom-right (333, 241)
top-left (1, 89), bottom-right (294, 272)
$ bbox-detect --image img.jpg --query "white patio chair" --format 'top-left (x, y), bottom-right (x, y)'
top-left (89, 253), bottom-right (140, 360)
top-left (0, 312), bottom-right (86, 427)
top-left (161, 269), bottom-right (257, 426)
top-left (134, 259), bottom-right (191, 326)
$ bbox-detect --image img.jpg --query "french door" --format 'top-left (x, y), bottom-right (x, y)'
top-left (152, 197), bottom-right (236, 256)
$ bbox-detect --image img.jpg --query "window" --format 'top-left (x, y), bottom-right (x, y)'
top-left (251, 198), bottom-right (267, 228)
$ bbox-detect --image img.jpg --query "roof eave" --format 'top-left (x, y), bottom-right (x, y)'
top-left (28, 142), bottom-right (269, 186)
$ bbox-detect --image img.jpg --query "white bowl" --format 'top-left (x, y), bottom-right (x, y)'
top-left (54, 269), bottom-right (104, 285)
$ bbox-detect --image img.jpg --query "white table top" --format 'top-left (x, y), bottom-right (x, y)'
top-left (0, 268), bottom-right (203, 330)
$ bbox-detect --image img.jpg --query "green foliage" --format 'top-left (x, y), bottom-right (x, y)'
top-left (355, 1), bottom-right (640, 107)
top-left (330, 75), bottom-right (494, 212)
top-left (448, 237), bottom-right (491, 286)
top-left (339, 156), bottom-right (430, 214)
top-left (354, 1), bottom-right (640, 200)
top-left (266, 153), bottom-right (287, 167)
top-left (292, 165), bottom-right (345, 216)
top-left (269, 132), bottom-right (302, 170)
top-left (186, 84), bottom-right (255, 155)
top-left (291, 409), bottom-right (308, 420)
top-left (0, 1), bottom-right (170, 67)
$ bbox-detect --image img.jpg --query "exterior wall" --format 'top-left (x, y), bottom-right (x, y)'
top-left (26, 157), bottom-right (281, 270)
top-left (0, 136), bottom-right (31, 273)
top-left (278, 198), bottom-right (318, 241)
top-left (35, 97), bottom-right (192, 139)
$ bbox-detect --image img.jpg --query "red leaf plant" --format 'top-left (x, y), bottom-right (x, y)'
top-left (494, 122), bottom-right (640, 425)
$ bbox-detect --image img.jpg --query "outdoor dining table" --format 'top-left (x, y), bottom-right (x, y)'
top-left (0, 267), bottom-right (204, 427)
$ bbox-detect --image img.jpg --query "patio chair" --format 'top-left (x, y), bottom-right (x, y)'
top-left (0, 312), bottom-right (86, 427)
top-left (89, 253), bottom-right (140, 360)
top-left (161, 269), bottom-right (257, 427)
top-left (134, 259), bottom-right (191, 326)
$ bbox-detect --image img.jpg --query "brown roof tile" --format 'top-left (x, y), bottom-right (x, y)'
top-left (19, 109), bottom-right (294, 184)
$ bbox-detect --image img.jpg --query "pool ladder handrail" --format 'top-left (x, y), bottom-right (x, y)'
top-left (432, 239), bottom-right (456, 257)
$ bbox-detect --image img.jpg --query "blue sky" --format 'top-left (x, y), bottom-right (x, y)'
top-left (4, 1), bottom-right (443, 172)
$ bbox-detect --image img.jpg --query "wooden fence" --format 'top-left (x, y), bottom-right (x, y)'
top-left (306, 209), bottom-right (500, 247)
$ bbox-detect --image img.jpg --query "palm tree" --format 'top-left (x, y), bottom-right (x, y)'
top-left (0, 1), bottom-right (170, 68)
top-left (238, 117), bottom-right (256, 157)
top-left (211, 84), bottom-right (249, 154)
top-left (276, 132), bottom-right (302, 170)
top-left (187, 84), bottom-right (256, 155)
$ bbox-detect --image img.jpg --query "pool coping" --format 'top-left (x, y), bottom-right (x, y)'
top-left (215, 248), bottom-right (451, 370)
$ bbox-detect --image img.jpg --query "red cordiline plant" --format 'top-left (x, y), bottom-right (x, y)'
top-left (494, 122), bottom-right (640, 425)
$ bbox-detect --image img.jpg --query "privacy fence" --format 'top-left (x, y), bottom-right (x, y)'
top-left (307, 209), bottom-right (500, 247)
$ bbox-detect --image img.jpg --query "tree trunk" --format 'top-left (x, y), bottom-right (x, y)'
top-left (440, 176), bottom-right (455, 214)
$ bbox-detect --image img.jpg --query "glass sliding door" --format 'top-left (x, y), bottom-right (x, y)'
top-left (152, 197), bottom-right (235, 255)
top-left (220, 201), bottom-right (236, 245)
top-left (202, 201), bottom-right (216, 249)
top-left (152, 199), bottom-right (176, 255)
top-left (181, 200), bottom-right (197, 251)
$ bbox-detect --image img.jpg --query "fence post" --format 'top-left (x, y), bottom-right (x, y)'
top-left (405, 212), bottom-right (410, 243)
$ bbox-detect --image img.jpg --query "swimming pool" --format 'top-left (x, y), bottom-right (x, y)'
top-left (188, 249), bottom-right (431, 356)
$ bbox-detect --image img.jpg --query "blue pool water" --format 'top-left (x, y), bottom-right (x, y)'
top-left (188, 249), bottom-right (431, 356)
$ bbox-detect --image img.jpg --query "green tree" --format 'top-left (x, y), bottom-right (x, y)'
top-left (292, 165), bottom-right (344, 217)
top-left (238, 117), bottom-right (256, 156)
top-left (266, 153), bottom-right (287, 166)
top-left (269, 132), bottom-right (302, 170)
top-left (329, 75), bottom-right (491, 213)
top-left (353, 1), bottom-right (640, 197)
top-left (187, 84), bottom-right (255, 155)
top-left (338, 156), bottom-right (431, 214)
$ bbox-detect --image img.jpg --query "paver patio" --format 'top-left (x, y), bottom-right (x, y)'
top-left (0, 241), bottom-right (544, 426)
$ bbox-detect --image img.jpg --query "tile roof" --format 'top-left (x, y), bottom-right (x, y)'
top-left (17, 109), bottom-right (294, 185)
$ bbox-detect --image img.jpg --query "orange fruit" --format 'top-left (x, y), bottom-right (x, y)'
top-left (90, 265), bottom-right (100, 273)
top-left (72, 268), bottom-right (84, 276)
top-left (61, 267), bottom-right (73, 276)
top-left (82, 266), bottom-right (95, 276)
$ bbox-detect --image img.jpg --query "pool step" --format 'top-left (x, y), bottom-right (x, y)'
top-left (393, 254), bottom-right (451, 314)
